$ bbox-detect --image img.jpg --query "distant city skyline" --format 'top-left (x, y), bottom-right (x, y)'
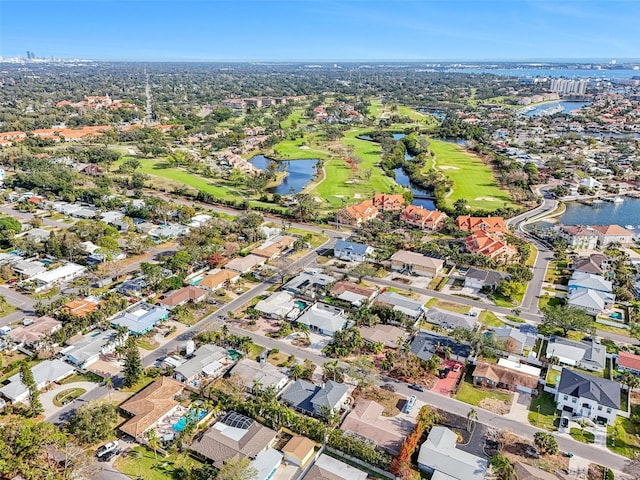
top-left (1, 0), bottom-right (639, 61)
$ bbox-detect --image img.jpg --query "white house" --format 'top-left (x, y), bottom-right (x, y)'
top-left (30, 263), bottom-right (86, 292)
top-left (296, 303), bottom-right (349, 337)
top-left (417, 426), bottom-right (487, 480)
top-left (255, 291), bottom-right (297, 319)
top-left (555, 369), bottom-right (622, 425)
top-left (0, 359), bottom-right (75, 403)
top-left (545, 336), bottom-right (606, 372)
top-left (333, 240), bottom-right (374, 262)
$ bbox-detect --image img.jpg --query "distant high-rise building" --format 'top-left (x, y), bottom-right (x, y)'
top-left (549, 78), bottom-right (588, 95)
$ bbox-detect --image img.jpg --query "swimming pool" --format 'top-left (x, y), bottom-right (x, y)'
top-left (295, 300), bottom-right (308, 310)
top-left (172, 409), bottom-right (207, 432)
top-left (610, 312), bottom-right (623, 320)
top-left (191, 277), bottom-right (203, 286)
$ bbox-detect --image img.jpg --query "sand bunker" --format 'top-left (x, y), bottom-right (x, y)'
top-left (439, 165), bottom-right (460, 170)
top-left (475, 196), bottom-right (497, 202)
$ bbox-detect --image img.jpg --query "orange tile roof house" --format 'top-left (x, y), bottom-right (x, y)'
top-left (455, 215), bottom-right (507, 234)
top-left (372, 193), bottom-right (405, 212)
top-left (618, 351), bottom-right (640, 375)
top-left (159, 286), bottom-right (208, 309)
top-left (198, 270), bottom-right (239, 291)
top-left (472, 361), bottom-right (539, 393)
top-left (252, 235), bottom-right (296, 260)
top-left (400, 205), bottom-right (448, 231)
top-left (591, 224), bottom-right (635, 246)
top-left (282, 436), bottom-right (317, 467)
top-left (119, 377), bottom-right (184, 439)
top-left (465, 231), bottom-right (517, 261)
top-left (63, 297), bottom-right (101, 317)
top-left (336, 200), bottom-right (379, 227)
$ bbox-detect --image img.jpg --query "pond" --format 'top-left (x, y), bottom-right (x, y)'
top-left (558, 197), bottom-right (640, 228)
top-left (248, 155), bottom-right (318, 195)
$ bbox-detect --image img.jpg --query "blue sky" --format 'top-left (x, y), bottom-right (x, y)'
top-left (1, 0), bottom-right (639, 61)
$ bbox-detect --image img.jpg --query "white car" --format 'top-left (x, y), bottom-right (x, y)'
top-left (96, 440), bottom-right (119, 458)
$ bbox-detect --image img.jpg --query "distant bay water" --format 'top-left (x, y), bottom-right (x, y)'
top-left (447, 68), bottom-right (640, 79)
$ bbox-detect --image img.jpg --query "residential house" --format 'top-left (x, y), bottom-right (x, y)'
top-left (159, 286), bottom-right (209, 309)
top-left (567, 271), bottom-right (615, 316)
top-left (255, 291), bottom-right (297, 319)
top-left (463, 267), bottom-right (509, 290)
top-left (455, 215), bottom-right (507, 234)
top-left (190, 411), bottom-right (281, 479)
top-left (374, 291), bottom-right (425, 321)
top-left (110, 302), bottom-right (170, 335)
top-left (283, 270), bottom-right (337, 297)
top-left (13, 259), bottom-right (47, 278)
top-left (545, 336), bottom-right (606, 372)
top-left (62, 296), bottom-right (101, 317)
top-left (465, 231), bottom-right (517, 261)
top-left (119, 377), bottom-right (184, 439)
top-left (425, 307), bottom-right (477, 331)
top-left (341, 399), bottom-right (414, 454)
top-left (148, 224), bottom-right (190, 241)
top-left (30, 263), bottom-right (86, 292)
top-left (417, 426), bottom-right (488, 480)
top-left (61, 329), bottom-right (122, 368)
top-left (555, 369), bottom-right (622, 425)
top-left (400, 205), bottom-right (448, 231)
top-left (410, 332), bottom-right (472, 363)
top-left (336, 200), bottom-right (379, 227)
top-left (592, 224), bottom-right (635, 247)
top-left (390, 250), bottom-right (444, 277)
top-left (21, 228), bottom-right (51, 243)
top-left (573, 253), bottom-right (612, 277)
top-left (358, 324), bottom-right (408, 349)
top-left (472, 360), bottom-right (540, 394)
top-left (617, 351), bottom-right (640, 375)
top-left (8, 316), bottom-right (61, 350)
top-left (296, 303), bottom-right (349, 336)
top-left (0, 359), bottom-right (75, 403)
top-left (188, 214), bottom-right (212, 228)
top-left (372, 193), bottom-right (405, 212)
top-left (282, 436), bottom-right (316, 468)
top-left (333, 240), bottom-right (374, 263)
top-left (493, 325), bottom-right (537, 355)
top-left (229, 359), bottom-right (289, 393)
top-left (117, 278), bottom-right (147, 297)
top-left (173, 344), bottom-right (230, 385)
top-left (252, 235), bottom-right (296, 260)
top-left (197, 270), bottom-right (239, 291)
top-left (579, 177), bottom-right (602, 189)
top-left (329, 281), bottom-right (377, 307)
top-left (82, 164), bottom-right (104, 176)
top-left (224, 254), bottom-right (265, 274)
top-left (557, 225), bottom-right (599, 250)
top-left (302, 454), bottom-right (367, 480)
top-left (281, 380), bottom-right (349, 417)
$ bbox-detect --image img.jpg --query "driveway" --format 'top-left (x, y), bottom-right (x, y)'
top-left (431, 360), bottom-right (462, 396)
top-left (505, 392), bottom-right (532, 423)
top-left (40, 381), bottom-right (100, 419)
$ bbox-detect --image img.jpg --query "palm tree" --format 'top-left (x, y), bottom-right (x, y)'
top-left (467, 408), bottom-right (478, 433)
top-left (104, 376), bottom-right (114, 402)
top-left (0, 294), bottom-right (8, 313)
top-left (128, 449), bottom-right (143, 479)
top-left (144, 429), bottom-right (160, 460)
top-left (298, 323), bottom-right (310, 343)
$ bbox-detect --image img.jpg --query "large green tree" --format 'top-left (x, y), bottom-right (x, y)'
top-left (123, 337), bottom-right (143, 387)
top-left (67, 400), bottom-right (118, 444)
top-left (540, 304), bottom-right (594, 337)
top-left (19, 362), bottom-right (42, 417)
top-left (216, 457), bottom-right (258, 480)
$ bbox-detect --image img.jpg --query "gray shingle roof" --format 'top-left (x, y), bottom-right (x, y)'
top-left (410, 332), bottom-right (471, 361)
top-left (281, 380), bottom-right (347, 415)
top-left (334, 240), bottom-right (370, 256)
top-left (557, 369), bottom-right (620, 409)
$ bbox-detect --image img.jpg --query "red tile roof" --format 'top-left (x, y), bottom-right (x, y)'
top-left (618, 351), bottom-right (640, 372)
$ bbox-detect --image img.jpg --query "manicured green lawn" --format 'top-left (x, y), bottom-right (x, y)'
top-left (428, 139), bottom-right (516, 211)
top-left (273, 136), bottom-right (331, 160)
top-left (455, 380), bottom-right (512, 407)
top-left (285, 227), bottom-right (329, 248)
top-left (425, 298), bottom-right (470, 314)
top-left (280, 107), bottom-right (307, 129)
top-left (608, 414), bottom-right (640, 458)
top-left (310, 128), bottom-right (401, 209)
top-left (538, 294), bottom-right (562, 310)
top-left (53, 388), bottom-right (86, 407)
top-left (528, 392), bottom-right (558, 431)
top-left (115, 446), bottom-right (203, 480)
top-left (570, 427), bottom-right (595, 444)
top-left (545, 368), bottom-right (561, 388)
top-left (479, 310), bottom-right (503, 327)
